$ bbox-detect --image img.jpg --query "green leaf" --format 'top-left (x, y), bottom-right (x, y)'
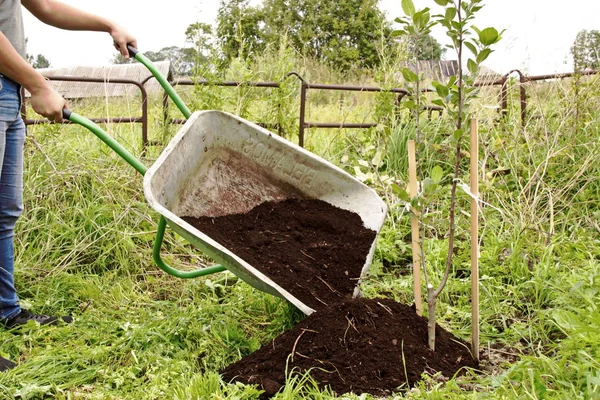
top-left (422, 177), bottom-right (434, 189)
top-left (444, 7), bottom-right (457, 21)
top-left (402, 0), bottom-right (415, 16)
top-left (371, 150), bottom-right (384, 168)
top-left (467, 58), bottom-right (478, 74)
top-left (403, 99), bottom-right (416, 110)
top-left (410, 197), bottom-right (420, 210)
top-left (391, 183), bottom-right (410, 202)
top-left (401, 67), bottom-right (419, 83)
top-left (479, 27), bottom-right (500, 46)
top-left (434, 0), bottom-right (449, 5)
top-left (422, 178), bottom-right (438, 195)
top-left (453, 128), bottom-right (464, 140)
top-left (430, 166), bottom-right (444, 182)
top-left (464, 41), bottom-right (478, 56)
top-left (413, 9), bottom-right (431, 30)
top-left (432, 81), bottom-right (449, 98)
top-left (553, 310), bottom-right (583, 331)
top-left (477, 48), bottom-right (492, 63)
top-left (439, 19), bottom-right (451, 29)
top-left (588, 375), bottom-right (600, 387)
top-left (354, 167), bottom-right (370, 183)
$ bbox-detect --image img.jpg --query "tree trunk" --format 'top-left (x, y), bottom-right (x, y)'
top-left (427, 285), bottom-right (436, 351)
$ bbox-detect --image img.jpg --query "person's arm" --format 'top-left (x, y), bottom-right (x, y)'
top-left (21, 0), bottom-right (137, 57)
top-left (0, 32), bottom-right (66, 122)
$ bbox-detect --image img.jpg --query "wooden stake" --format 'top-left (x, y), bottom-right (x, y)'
top-left (407, 140), bottom-right (422, 316)
top-left (470, 119), bottom-right (480, 361)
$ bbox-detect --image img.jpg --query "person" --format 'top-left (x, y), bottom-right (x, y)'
top-left (0, 0), bottom-right (137, 370)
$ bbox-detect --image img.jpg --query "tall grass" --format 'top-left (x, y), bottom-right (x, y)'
top-left (0, 46), bottom-right (598, 399)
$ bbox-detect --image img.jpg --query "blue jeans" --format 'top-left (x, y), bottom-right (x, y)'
top-left (0, 75), bottom-right (25, 320)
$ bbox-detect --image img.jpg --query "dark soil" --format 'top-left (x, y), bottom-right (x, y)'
top-left (221, 297), bottom-right (478, 398)
top-left (183, 198), bottom-right (377, 311)
top-left (183, 198), bottom-right (478, 397)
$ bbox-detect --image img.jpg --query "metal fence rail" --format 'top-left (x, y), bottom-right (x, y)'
top-left (168, 74), bottom-right (441, 147)
top-left (20, 68), bottom-right (600, 151)
top-left (21, 76), bottom-right (150, 150)
top-left (477, 69), bottom-right (600, 126)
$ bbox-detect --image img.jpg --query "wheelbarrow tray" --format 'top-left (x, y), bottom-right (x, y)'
top-left (143, 110), bottom-right (387, 315)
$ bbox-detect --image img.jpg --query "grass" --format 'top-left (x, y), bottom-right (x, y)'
top-left (0, 52), bottom-right (599, 399)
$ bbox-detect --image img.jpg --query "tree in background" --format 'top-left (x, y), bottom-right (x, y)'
top-left (111, 0), bottom-right (444, 75)
top-left (261, 0), bottom-right (392, 71)
top-left (185, 22), bottom-right (217, 62)
top-left (216, 0), bottom-right (265, 62)
top-left (111, 52), bottom-right (133, 65)
top-left (112, 47), bottom-right (196, 75)
top-left (145, 47), bottom-right (198, 76)
top-left (409, 33), bottom-right (445, 60)
top-left (28, 54), bottom-right (51, 69)
top-left (112, 23), bottom-right (214, 76)
top-left (25, 38), bottom-right (51, 69)
top-left (212, 0), bottom-right (395, 71)
top-left (571, 29), bottom-right (600, 72)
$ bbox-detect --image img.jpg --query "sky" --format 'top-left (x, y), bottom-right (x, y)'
top-left (22, 0), bottom-right (600, 76)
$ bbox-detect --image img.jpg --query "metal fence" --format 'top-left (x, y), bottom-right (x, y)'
top-left (20, 76), bottom-right (151, 150)
top-left (21, 68), bottom-right (600, 151)
top-left (477, 69), bottom-right (600, 126)
top-left (165, 73), bottom-right (445, 147)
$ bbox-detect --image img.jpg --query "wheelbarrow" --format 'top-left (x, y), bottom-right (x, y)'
top-left (62, 46), bottom-right (387, 315)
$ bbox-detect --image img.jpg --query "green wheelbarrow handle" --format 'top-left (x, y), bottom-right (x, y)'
top-left (127, 45), bottom-right (192, 119)
top-left (61, 50), bottom-right (226, 280)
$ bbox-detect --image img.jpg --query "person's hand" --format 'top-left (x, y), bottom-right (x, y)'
top-left (29, 83), bottom-right (68, 123)
top-left (110, 24), bottom-right (137, 58)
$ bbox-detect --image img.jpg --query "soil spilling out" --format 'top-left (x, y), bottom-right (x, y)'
top-left (183, 199), bottom-right (477, 397)
top-left (183, 198), bottom-right (377, 311)
top-left (221, 297), bottom-right (478, 397)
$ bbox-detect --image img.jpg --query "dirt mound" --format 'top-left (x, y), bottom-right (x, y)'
top-left (183, 199), bottom-right (477, 397)
top-left (221, 297), bottom-right (478, 397)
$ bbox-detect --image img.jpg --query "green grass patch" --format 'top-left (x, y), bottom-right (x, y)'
top-left (3, 57), bottom-right (599, 399)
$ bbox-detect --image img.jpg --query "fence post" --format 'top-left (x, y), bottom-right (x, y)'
top-left (284, 72), bottom-right (308, 148)
top-left (518, 71), bottom-right (527, 127)
top-left (500, 74), bottom-right (508, 119)
top-left (299, 82), bottom-right (308, 148)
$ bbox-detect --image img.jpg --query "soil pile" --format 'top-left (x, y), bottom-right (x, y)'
top-left (221, 297), bottom-right (478, 397)
top-left (183, 199), bottom-right (477, 397)
top-left (183, 198), bottom-right (377, 311)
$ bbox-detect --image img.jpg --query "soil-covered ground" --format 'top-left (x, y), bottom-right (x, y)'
top-left (183, 199), bottom-right (478, 397)
top-left (183, 198), bottom-right (377, 311)
top-left (221, 297), bottom-right (478, 397)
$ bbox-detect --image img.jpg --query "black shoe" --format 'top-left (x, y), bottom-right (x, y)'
top-left (2, 310), bottom-right (73, 329)
top-left (0, 357), bottom-right (16, 371)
